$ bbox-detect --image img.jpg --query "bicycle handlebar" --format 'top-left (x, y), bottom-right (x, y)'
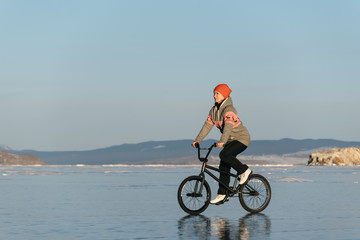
top-left (195, 142), bottom-right (216, 149)
top-left (195, 142), bottom-right (217, 162)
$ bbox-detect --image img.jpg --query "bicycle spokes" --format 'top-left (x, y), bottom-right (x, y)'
top-left (239, 174), bottom-right (271, 213)
top-left (178, 176), bottom-right (211, 215)
top-left (242, 184), bottom-right (258, 196)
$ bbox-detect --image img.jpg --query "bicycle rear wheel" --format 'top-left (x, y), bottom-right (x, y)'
top-left (177, 176), bottom-right (211, 215)
top-left (239, 174), bottom-right (271, 213)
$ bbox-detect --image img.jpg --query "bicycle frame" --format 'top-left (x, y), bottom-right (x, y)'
top-left (196, 143), bottom-right (241, 197)
top-left (179, 143), bottom-right (271, 214)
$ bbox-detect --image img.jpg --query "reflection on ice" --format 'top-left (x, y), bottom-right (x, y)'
top-left (178, 213), bottom-right (271, 240)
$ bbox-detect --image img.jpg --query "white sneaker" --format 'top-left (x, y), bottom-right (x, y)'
top-left (210, 194), bottom-right (226, 204)
top-left (239, 169), bottom-right (252, 185)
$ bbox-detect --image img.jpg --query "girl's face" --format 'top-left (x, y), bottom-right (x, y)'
top-left (214, 91), bottom-right (225, 103)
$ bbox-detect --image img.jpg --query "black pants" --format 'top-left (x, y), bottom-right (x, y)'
top-left (218, 140), bottom-right (248, 194)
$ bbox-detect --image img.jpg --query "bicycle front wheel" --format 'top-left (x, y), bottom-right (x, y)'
top-left (239, 174), bottom-right (271, 213)
top-left (177, 176), bottom-right (211, 215)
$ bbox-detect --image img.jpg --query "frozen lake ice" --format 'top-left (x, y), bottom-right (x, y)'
top-left (0, 164), bottom-right (360, 239)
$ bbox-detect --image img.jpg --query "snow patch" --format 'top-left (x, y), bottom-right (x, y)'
top-left (272, 177), bottom-right (312, 182)
top-left (153, 145), bottom-right (166, 149)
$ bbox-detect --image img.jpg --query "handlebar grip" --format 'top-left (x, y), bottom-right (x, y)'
top-left (195, 142), bottom-right (200, 148)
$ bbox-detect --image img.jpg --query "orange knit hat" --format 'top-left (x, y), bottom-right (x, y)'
top-left (214, 84), bottom-right (232, 98)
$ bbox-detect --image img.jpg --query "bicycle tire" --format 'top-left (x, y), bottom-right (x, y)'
top-left (238, 174), bottom-right (271, 213)
top-left (177, 176), bottom-right (211, 215)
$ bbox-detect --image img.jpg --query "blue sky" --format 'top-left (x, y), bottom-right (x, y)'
top-left (1, 0), bottom-right (360, 151)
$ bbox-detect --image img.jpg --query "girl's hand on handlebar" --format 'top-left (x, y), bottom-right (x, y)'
top-left (216, 142), bottom-right (225, 148)
top-left (192, 141), bottom-right (198, 148)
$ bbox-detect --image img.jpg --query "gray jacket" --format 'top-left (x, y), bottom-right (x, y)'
top-left (194, 97), bottom-right (250, 146)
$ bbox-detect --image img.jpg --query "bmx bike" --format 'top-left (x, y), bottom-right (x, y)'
top-left (177, 143), bottom-right (271, 215)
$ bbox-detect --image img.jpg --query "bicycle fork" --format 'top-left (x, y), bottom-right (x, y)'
top-left (190, 173), bottom-right (205, 198)
top-left (190, 163), bottom-right (207, 197)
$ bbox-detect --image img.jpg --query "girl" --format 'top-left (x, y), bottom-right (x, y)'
top-left (192, 84), bottom-right (252, 204)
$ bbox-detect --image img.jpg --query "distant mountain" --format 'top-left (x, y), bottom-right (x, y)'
top-left (244, 138), bottom-right (360, 155)
top-left (5, 138), bottom-right (360, 165)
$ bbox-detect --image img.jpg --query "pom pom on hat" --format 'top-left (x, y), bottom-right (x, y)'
top-left (214, 84), bottom-right (232, 98)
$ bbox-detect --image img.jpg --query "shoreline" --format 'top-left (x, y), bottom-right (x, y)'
top-left (3, 163), bottom-right (360, 168)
